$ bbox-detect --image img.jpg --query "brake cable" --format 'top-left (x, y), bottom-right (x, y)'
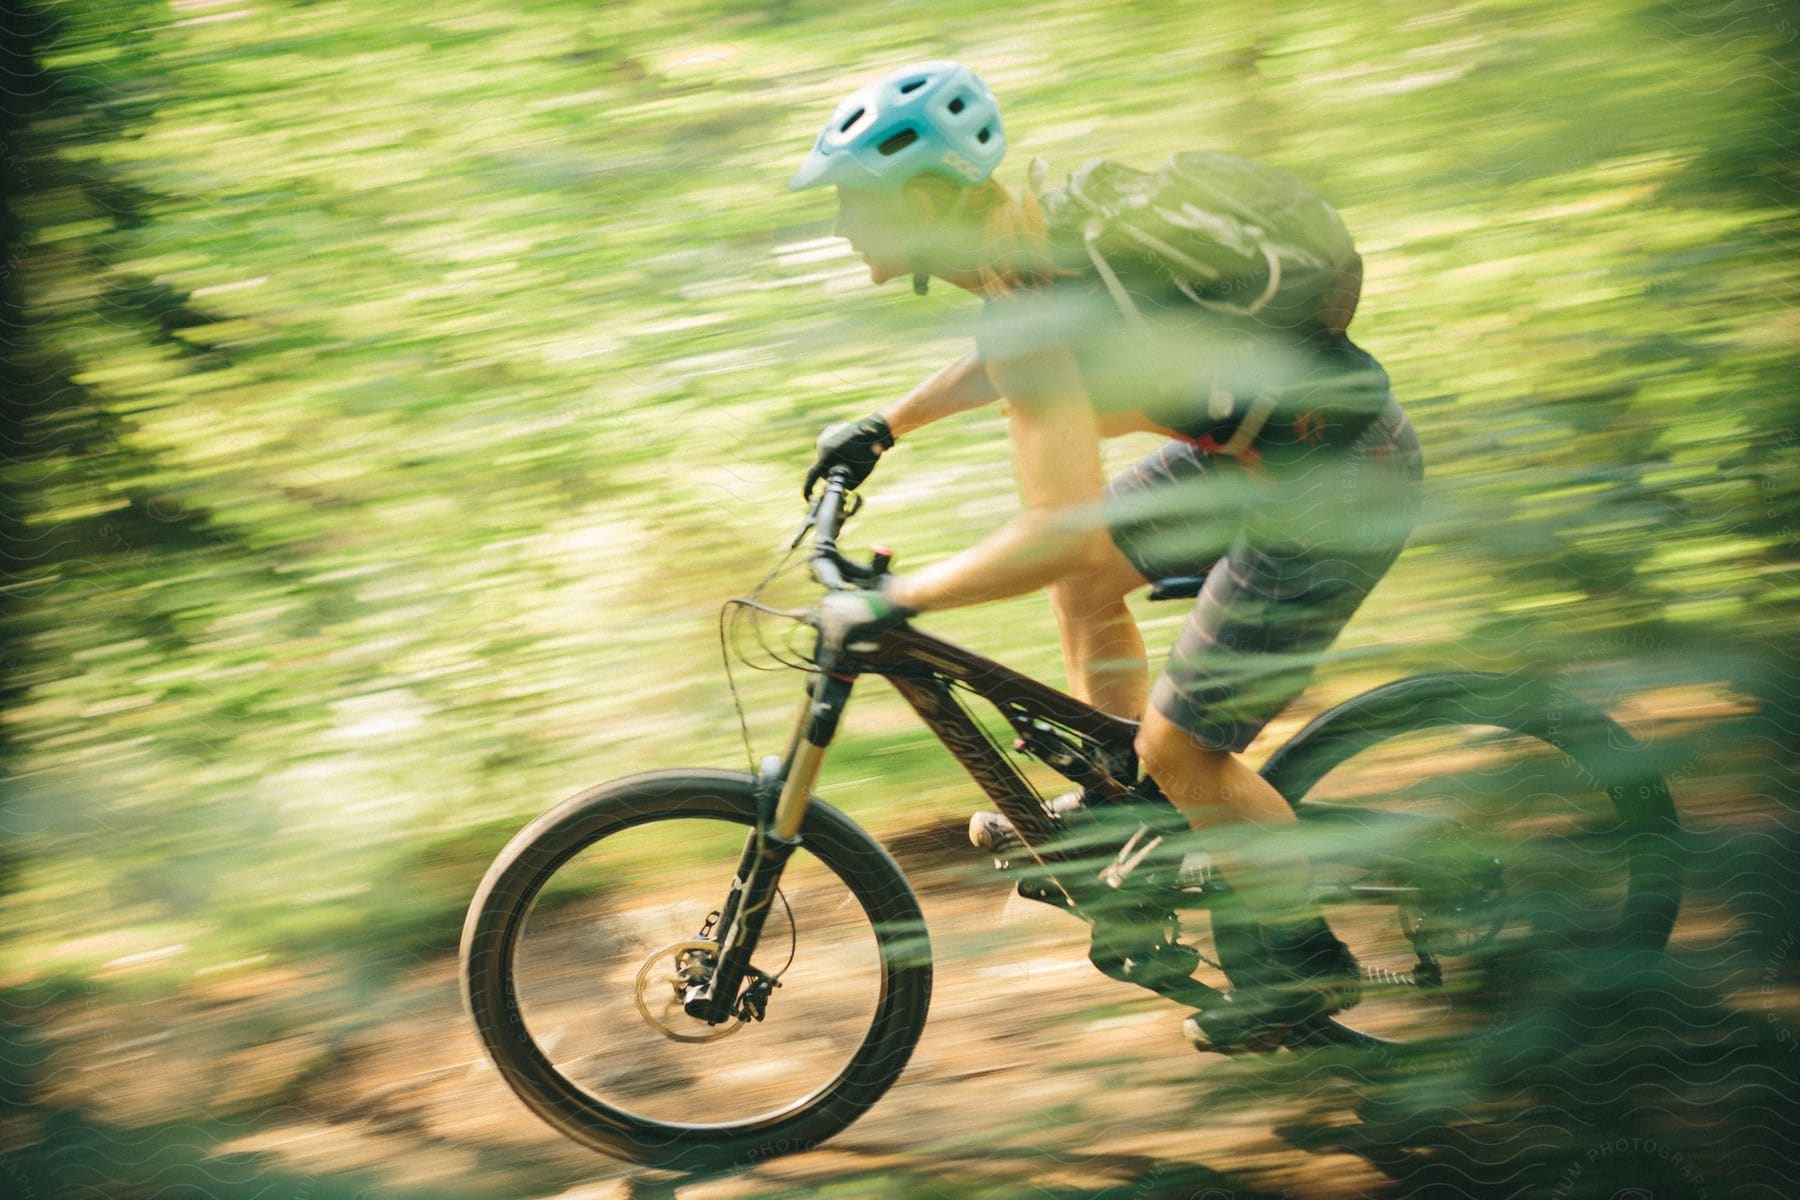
top-left (719, 550), bottom-right (803, 776)
top-left (718, 479), bottom-right (864, 776)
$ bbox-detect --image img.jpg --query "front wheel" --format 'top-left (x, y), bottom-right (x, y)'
top-left (460, 769), bottom-right (932, 1168)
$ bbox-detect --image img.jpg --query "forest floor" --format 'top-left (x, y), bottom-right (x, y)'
top-left (17, 685), bottom-right (1781, 1200)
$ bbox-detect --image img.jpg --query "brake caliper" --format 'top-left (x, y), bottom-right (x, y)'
top-left (734, 969), bottom-right (781, 1022)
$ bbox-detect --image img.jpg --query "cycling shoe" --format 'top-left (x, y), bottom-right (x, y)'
top-left (1186, 916), bottom-right (1360, 1054)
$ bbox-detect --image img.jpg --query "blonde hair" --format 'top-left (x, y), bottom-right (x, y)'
top-left (903, 172), bottom-right (1075, 297)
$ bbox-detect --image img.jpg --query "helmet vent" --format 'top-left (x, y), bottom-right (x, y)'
top-left (839, 107), bottom-right (867, 133)
top-left (899, 77), bottom-right (927, 94)
top-left (947, 96), bottom-right (966, 114)
top-left (877, 128), bottom-right (920, 156)
top-left (977, 126), bottom-right (991, 143)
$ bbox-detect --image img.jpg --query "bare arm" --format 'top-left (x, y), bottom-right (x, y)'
top-left (887, 345), bottom-right (1114, 612)
top-left (878, 350), bottom-right (999, 438)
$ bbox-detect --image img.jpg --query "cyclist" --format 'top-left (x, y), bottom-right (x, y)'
top-left (790, 60), bottom-right (1425, 1052)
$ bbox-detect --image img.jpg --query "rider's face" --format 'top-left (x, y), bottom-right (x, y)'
top-left (833, 187), bottom-right (915, 285)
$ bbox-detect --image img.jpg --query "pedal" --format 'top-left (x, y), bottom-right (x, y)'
top-left (968, 811), bottom-right (1024, 856)
top-left (1088, 911), bottom-right (1221, 1010)
top-left (970, 791), bottom-right (1093, 854)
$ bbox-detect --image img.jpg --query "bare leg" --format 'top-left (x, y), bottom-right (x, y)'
top-left (1004, 402), bottom-right (1153, 721)
top-left (1030, 520), bottom-right (1322, 925)
top-left (1004, 407), bottom-right (1311, 920)
top-left (1045, 554), bottom-right (1151, 720)
top-left (1134, 705), bottom-right (1316, 924)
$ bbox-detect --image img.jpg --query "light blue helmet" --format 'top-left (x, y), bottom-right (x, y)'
top-left (789, 60), bottom-right (1005, 194)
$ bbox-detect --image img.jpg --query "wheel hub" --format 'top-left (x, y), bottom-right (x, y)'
top-left (1399, 867), bottom-right (1507, 956)
top-left (632, 939), bottom-right (744, 1042)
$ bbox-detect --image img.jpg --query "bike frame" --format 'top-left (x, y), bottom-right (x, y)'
top-left (688, 617), bottom-right (1200, 1023)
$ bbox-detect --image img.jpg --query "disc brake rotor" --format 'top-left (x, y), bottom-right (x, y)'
top-left (632, 939), bottom-right (743, 1043)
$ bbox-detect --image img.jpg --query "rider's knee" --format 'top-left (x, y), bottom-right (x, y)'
top-left (1047, 557), bottom-right (1136, 619)
top-left (1047, 577), bottom-right (1127, 626)
top-left (1133, 706), bottom-right (1232, 782)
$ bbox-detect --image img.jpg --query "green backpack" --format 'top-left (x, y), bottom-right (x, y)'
top-left (1035, 150), bottom-right (1363, 342)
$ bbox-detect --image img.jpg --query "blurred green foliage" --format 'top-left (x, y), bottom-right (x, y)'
top-left (0, 0), bottom-right (1795, 1192)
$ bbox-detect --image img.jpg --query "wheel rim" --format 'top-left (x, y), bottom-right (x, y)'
top-left (502, 810), bottom-right (890, 1127)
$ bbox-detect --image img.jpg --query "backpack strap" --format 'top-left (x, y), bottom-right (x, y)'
top-left (1173, 242), bottom-right (1283, 317)
top-left (1056, 161), bottom-right (1150, 331)
top-left (1082, 221), bottom-right (1149, 330)
top-left (1109, 219), bottom-right (1226, 285)
top-left (1216, 386), bottom-right (1280, 458)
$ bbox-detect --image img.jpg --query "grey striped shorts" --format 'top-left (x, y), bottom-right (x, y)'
top-left (1104, 396), bottom-right (1425, 752)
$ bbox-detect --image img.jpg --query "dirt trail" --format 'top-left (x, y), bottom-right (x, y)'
top-left (25, 687), bottom-right (1760, 1199)
top-left (32, 830), bottom-right (1385, 1199)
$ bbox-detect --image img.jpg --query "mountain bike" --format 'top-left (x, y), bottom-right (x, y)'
top-left (460, 467), bottom-right (1682, 1170)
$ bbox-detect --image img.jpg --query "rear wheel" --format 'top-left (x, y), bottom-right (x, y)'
top-left (1249, 671), bottom-right (1681, 1048)
top-left (460, 769), bottom-right (932, 1168)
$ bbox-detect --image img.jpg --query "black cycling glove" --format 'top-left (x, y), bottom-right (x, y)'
top-left (804, 413), bottom-right (895, 499)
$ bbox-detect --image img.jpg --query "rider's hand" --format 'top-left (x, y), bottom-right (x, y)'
top-left (804, 413), bottom-right (895, 499)
top-left (815, 575), bottom-right (919, 645)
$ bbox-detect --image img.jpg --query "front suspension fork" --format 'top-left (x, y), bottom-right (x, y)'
top-left (684, 669), bottom-right (856, 1023)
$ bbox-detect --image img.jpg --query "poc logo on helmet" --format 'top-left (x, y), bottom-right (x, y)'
top-left (939, 150), bottom-right (982, 182)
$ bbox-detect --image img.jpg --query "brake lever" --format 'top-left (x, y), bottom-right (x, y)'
top-left (816, 545), bottom-right (877, 586)
top-left (787, 509), bottom-right (817, 550)
top-left (790, 481), bottom-right (864, 550)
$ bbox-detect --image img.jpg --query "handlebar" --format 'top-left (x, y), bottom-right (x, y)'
top-left (803, 467), bottom-right (886, 591)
